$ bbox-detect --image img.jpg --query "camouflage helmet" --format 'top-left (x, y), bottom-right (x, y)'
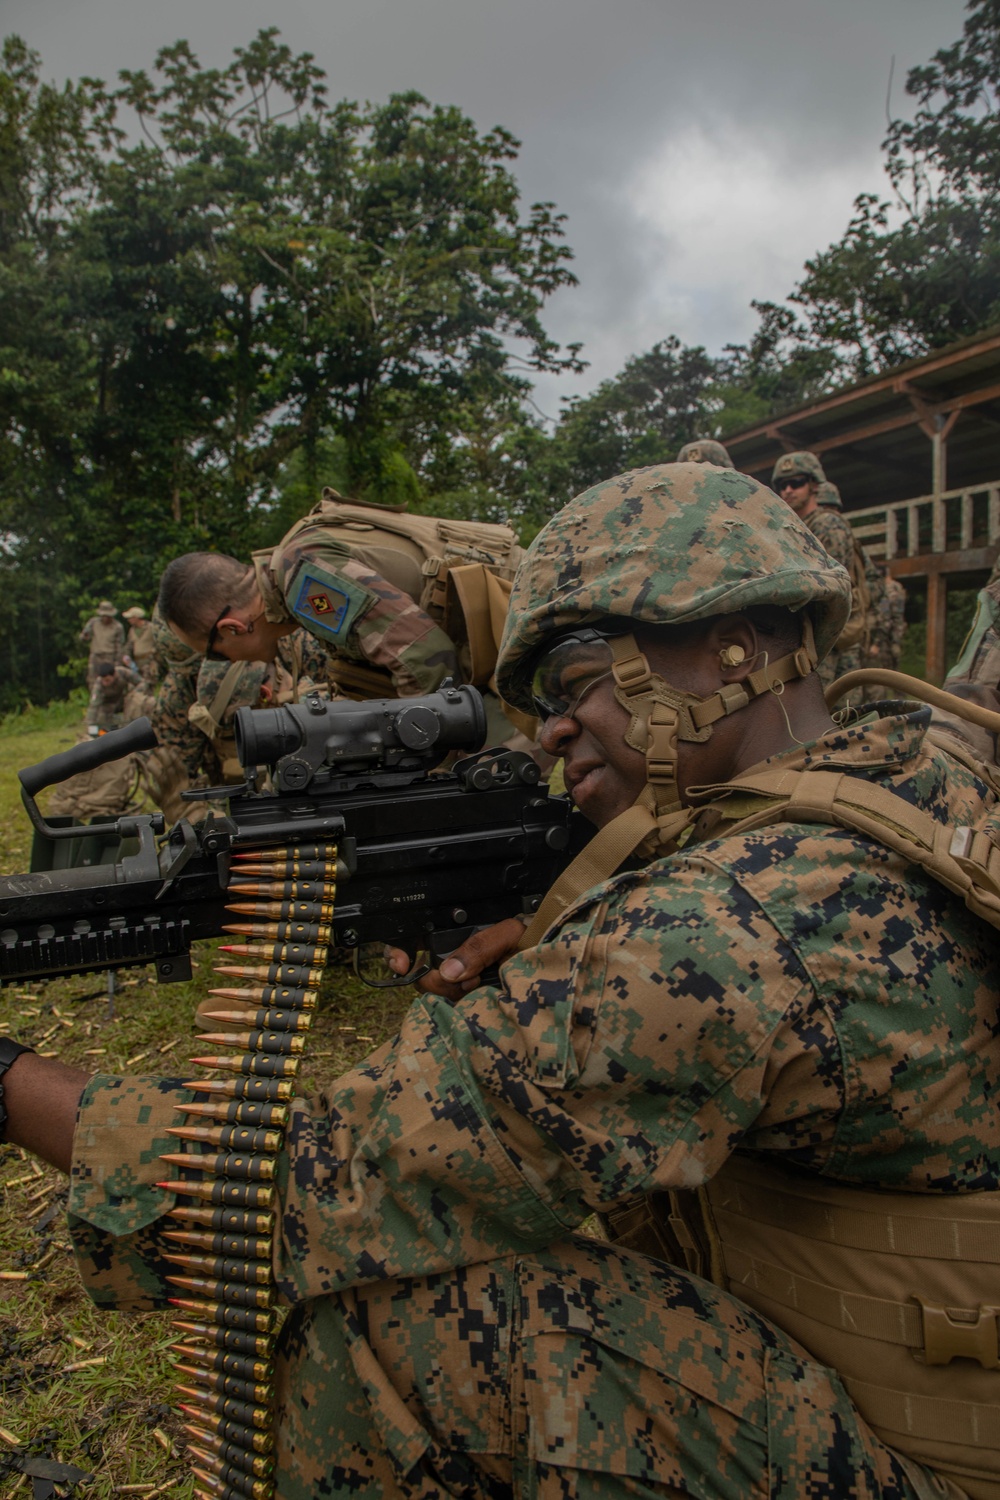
top-left (676, 438), bottom-right (734, 469)
top-left (817, 480), bottom-right (842, 510)
top-left (771, 450), bottom-right (825, 486)
top-left (497, 463), bottom-right (851, 712)
top-left (97, 600), bottom-right (117, 616)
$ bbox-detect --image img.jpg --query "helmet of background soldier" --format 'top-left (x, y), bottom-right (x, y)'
top-left (676, 439), bottom-right (734, 468)
top-left (498, 462), bottom-right (850, 714)
top-left (772, 450), bottom-right (825, 486)
top-left (122, 606), bottom-right (147, 621)
top-left (97, 600), bottom-right (117, 616)
top-left (817, 481), bottom-right (842, 510)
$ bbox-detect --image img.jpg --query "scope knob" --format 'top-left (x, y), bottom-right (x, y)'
top-left (395, 705), bottom-right (439, 750)
top-left (277, 759), bottom-right (313, 792)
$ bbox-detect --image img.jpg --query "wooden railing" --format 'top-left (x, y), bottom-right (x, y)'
top-left (847, 482), bottom-right (1000, 563)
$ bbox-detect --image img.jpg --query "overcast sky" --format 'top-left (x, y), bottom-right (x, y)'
top-left (3, 0), bottom-right (968, 415)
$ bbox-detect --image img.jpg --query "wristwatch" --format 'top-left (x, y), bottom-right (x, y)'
top-left (0, 1038), bottom-right (35, 1144)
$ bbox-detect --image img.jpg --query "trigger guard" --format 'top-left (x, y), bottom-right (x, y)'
top-left (352, 947), bottom-right (430, 990)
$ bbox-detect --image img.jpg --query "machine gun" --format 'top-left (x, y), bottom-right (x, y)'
top-left (0, 684), bottom-right (579, 990)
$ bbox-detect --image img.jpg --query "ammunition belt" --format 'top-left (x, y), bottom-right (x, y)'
top-left (158, 842), bottom-right (337, 1499)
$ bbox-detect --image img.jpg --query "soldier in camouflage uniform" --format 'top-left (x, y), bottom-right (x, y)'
top-left (122, 606), bottom-right (158, 684)
top-left (79, 601), bottom-right (125, 686)
top-left (158, 504), bottom-right (460, 698)
top-left (675, 438), bottom-right (734, 467)
top-left (8, 463), bottom-right (1000, 1496)
top-left (85, 660), bottom-right (140, 733)
top-left (772, 450), bottom-right (872, 697)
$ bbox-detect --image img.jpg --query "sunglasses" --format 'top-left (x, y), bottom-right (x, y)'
top-left (530, 629), bottom-right (618, 722)
top-left (774, 476), bottom-right (810, 491)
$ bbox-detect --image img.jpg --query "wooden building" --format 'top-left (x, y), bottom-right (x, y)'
top-left (722, 326), bottom-right (1000, 681)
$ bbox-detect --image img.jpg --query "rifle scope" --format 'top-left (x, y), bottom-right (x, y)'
top-left (234, 683), bottom-right (487, 792)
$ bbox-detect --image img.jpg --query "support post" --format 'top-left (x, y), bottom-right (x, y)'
top-left (926, 571), bottom-right (948, 684)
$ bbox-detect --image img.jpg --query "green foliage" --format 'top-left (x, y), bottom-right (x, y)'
top-left (0, 29), bottom-right (580, 707)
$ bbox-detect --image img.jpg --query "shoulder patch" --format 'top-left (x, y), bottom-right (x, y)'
top-left (285, 561), bottom-right (375, 644)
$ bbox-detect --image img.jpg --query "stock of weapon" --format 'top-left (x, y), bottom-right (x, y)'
top-left (0, 685), bottom-right (580, 991)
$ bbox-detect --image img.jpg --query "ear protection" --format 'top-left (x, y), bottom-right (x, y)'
top-left (719, 644), bottom-right (746, 668)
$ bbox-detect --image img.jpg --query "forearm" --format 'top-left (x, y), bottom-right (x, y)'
top-left (4, 1051), bottom-right (90, 1174)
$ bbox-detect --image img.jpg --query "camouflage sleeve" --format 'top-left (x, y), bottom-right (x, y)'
top-left (151, 662), bottom-right (211, 780)
top-left (807, 510), bottom-right (854, 574)
top-left (68, 861), bottom-right (820, 1307)
top-left (947, 586), bottom-right (1000, 687)
top-left (79, 619), bottom-right (94, 643)
top-left (282, 546), bottom-right (458, 696)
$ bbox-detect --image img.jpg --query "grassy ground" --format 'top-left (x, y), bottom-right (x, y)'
top-left (0, 700), bottom-right (414, 1498)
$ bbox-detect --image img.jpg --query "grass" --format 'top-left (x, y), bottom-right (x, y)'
top-left (0, 699), bottom-right (414, 1498)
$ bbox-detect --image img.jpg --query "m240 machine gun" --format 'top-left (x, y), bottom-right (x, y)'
top-left (0, 685), bottom-right (578, 990)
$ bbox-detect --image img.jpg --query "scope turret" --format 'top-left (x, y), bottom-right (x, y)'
top-left (233, 683), bottom-right (487, 792)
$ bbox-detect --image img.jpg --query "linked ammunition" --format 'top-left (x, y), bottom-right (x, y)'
top-left (227, 878), bottom-right (336, 900)
top-left (168, 1297), bottom-right (275, 1334)
top-left (194, 1030), bottom-right (306, 1057)
top-left (164, 1252), bottom-right (273, 1285)
top-left (181, 1076), bottom-right (295, 1102)
top-left (214, 959), bottom-right (327, 986)
top-left (181, 1391), bottom-right (271, 1427)
top-left (199, 1009), bottom-right (312, 1033)
top-left (186, 1440), bottom-right (273, 1482)
top-left (221, 921), bottom-right (329, 944)
top-left (172, 1343), bottom-right (270, 1382)
top-left (207, 984), bottom-right (318, 1011)
top-left (157, 1176), bottom-right (276, 1207)
top-left (170, 1320), bottom-right (273, 1358)
top-left (166, 1230), bottom-right (271, 1258)
top-left (218, 943), bottom-right (323, 966)
top-left (177, 1368), bottom-right (274, 1405)
top-left (167, 1275), bottom-right (272, 1309)
top-left (190, 1462), bottom-right (271, 1500)
top-left (233, 844), bottom-right (336, 867)
top-left (223, 900), bottom-right (333, 926)
top-left (188, 1053), bottom-right (300, 1081)
top-left (167, 1204), bottom-right (275, 1235)
top-left (179, 1099), bottom-right (291, 1128)
top-left (159, 1151), bottom-right (278, 1182)
top-left (167, 1125), bottom-right (284, 1154)
top-left (182, 1418), bottom-right (274, 1458)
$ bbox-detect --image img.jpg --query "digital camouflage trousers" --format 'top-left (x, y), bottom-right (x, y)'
top-left (272, 1235), bottom-right (956, 1500)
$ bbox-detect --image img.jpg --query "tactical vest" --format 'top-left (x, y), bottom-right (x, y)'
top-left (835, 528), bottom-right (874, 653)
top-left (256, 491), bottom-right (524, 691)
top-left (597, 690), bottom-right (1000, 1497)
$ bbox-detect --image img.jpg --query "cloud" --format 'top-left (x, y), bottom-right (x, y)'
top-left (531, 119), bottom-right (887, 415)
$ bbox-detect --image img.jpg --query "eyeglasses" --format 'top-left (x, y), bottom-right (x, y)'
top-left (774, 476), bottom-right (810, 492)
top-left (530, 629), bottom-right (617, 722)
top-left (204, 603), bottom-right (234, 660)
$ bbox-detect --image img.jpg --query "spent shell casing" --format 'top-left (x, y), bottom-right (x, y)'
top-left (171, 1319), bottom-right (273, 1358)
top-left (165, 1252), bottom-right (273, 1285)
top-left (167, 1275), bottom-right (272, 1308)
top-left (167, 1205), bottom-right (275, 1235)
top-left (159, 1151), bottom-right (277, 1181)
top-left (166, 1229), bottom-right (272, 1259)
top-left (168, 1125), bottom-right (284, 1153)
top-left (189, 1053), bottom-right (300, 1081)
top-left (186, 1441), bottom-right (273, 1483)
top-left (181, 1392), bottom-right (271, 1427)
top-left (172, 1343), bottom-right (271, 1383)
top-left (195, 1030), bottom-right (306, 1056)
top-left (157, 1177), bottom-right (276, 1208)
top-left (190, 1463), bottom-right (271, 1500)
top-left (200, 1009), bottom-right (312, 1034)
top-left (182, 1418), bottom-right (274, 1457)
top-left (179, 1099), bottom-right (291, 1128)
top-left (176, 1368), bottom-right (274, 1406)
top-left (168, 1297), bottom-right (275, 1333)
top-left (181, 1076), bottom-right (295, 1102)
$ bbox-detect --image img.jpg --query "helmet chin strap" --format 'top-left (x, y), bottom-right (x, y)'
top-left (517, 618), bottom-right (818, 951)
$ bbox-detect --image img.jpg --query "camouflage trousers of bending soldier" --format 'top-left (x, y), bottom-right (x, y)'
top-left (273, 1235), bottom-right (957, 1500)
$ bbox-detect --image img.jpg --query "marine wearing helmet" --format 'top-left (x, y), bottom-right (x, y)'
top-left (675, 438), bottom-right (734, 468)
